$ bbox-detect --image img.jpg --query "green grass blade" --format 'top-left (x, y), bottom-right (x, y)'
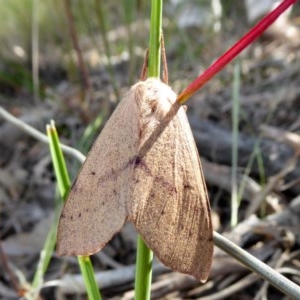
top-left (77, 112), bottom-right (104, 155)
top-left (47, 120), bottom-right (102, 300)
top-left (31, 191), bottom-right (61, 292)
top-left (47, 120), bottom-right (70, 198)
top-left (134, 236), bottom-right (153, 300)
top-left (31, 118), bottom-right (71, 292)
top-left (134, 1), bottom-right (163, 299)
top-left (148, 0), bottom-right (163, 78)
top-left (78, 255), bottom-right (102, 299)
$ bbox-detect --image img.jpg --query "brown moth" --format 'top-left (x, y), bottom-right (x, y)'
top-left (57, 78), bottom-right (213, 282)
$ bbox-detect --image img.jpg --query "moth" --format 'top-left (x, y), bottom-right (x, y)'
top-left (57, 77), bottom-right (213, 282)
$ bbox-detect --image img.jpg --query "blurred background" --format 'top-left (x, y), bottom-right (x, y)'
top-left (0, 1), bottom-right (300, 299)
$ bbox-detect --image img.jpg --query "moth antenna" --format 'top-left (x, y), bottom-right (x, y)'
top-left (140, 49), bottom-right (149, 81)
top-left (161, 34), bottom-right (169, 84)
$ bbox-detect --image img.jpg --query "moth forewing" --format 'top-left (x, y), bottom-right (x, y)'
top-left (57, 78), bottom-right (213, 282)
top-left (128, 79), bottom-right (213, 282)
top-left (56, 87), bottom-right (140, 256)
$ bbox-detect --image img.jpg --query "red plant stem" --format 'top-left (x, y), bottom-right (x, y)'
top-left (177, 0), bottom-right (296, 104)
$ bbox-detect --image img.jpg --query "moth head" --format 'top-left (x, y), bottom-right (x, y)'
top-left (133, 78), bottom-right (177, 124)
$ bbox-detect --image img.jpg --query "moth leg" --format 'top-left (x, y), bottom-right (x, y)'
top-left (140, 49), bottom-right (149, 81)
top-left (161, 33), bottom-right (169, 85)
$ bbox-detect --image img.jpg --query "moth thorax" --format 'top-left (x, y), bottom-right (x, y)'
top-left (136, 79), bottom-right (177, 127)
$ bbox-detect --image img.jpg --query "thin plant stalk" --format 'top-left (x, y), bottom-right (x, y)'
top-left (177, 0), bottom-right (296, 103)
top-left (77, 112), bottom-right (104, 154)
top-left (31, 0), bottom-right (39, 103)
top-left (148, 0), bottom-right (163, 78)
top-left (94, 0), bottom-right (120, 100)
top-left (63, 0), bottom-right (92, 100)
top-left (47, 121), bottom-right (102, 300)
top-left (122, 0), bottom-right (135, 84)
top-left (134, 1), bottom-right (163, 299)
top-left (230, 61), bottom-right (240, 227)
top-left (31, 208), bottom-right (59, 292)
top-left (31, 122), bottom-right (69, 293)
top-left (214, 232), bottom-right (300, 299)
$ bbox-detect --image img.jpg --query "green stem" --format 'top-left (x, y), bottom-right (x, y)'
top-left (134, 1), bottom-right (163, 299)
top-left (78, 255), bottom-right (102, 299)
top-left (134, 236), bottom-right (154, 299)
top-left (148, 0), bottom-right (163, 78)
top-left (31, 205), bottom-right (59, 292)
top-left (47, 121), bottom-right (102, 300)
